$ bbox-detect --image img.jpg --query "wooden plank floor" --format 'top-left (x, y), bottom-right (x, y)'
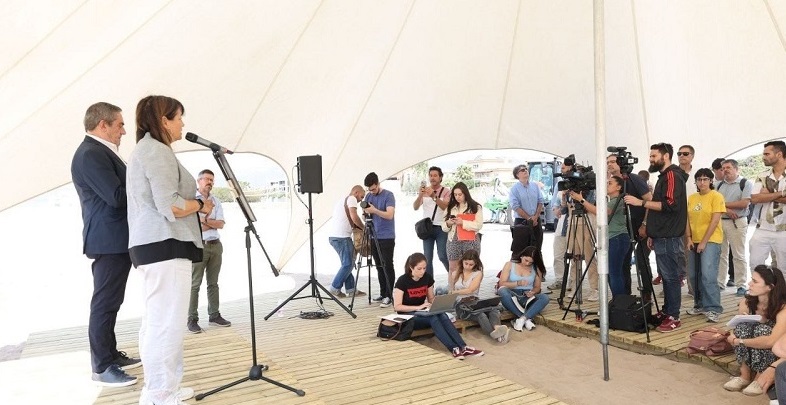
top-left (17, 278), bottom-right (565, 405)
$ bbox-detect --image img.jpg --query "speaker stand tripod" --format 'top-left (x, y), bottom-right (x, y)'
top-left (265, 192), bottom-right (356, 319)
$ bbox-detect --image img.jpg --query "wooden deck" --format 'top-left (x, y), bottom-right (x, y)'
top-left (13, 282), bottom-right (564, 405)
top-left (9, 272), bottom-right (747, 404)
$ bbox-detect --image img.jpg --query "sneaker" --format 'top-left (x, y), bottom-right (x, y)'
top-left (705, 311), bottom-right (720, 323)
top-left (524, 319), bottom-right (536, 331)
top-left (113, 351), bottom-right (142, 370)
top-left (178, 387), bottom-right (195, 401)
top-left (726, 279), bottom-right (735, 287)
top-left (461, 346), bottom-right (484, 357)
top-left (652, 275), bottom-right (662, 285)
top-left (497, 327), bottom-right (511, 344)
top-left (723, 376), bottom-right (751, 391)
top-left (330, 290), bottom-right (347, 298)
top-left (379, 297), bottom-right (392, 308)
top-left (350, 290), bottom-right (367, 297)
top-left (685, 307), bottom-right (705, 316)
top-left (586, 289), bottom-right (599, 302)
top-left (187, 319), bottom-right (203, 334)
top-left (92, 364), bottom-right (137, 387)
top-left (452, 347), bottom-right (465, 360)
top-left (736, 287), bottom-right (747, 297)
top-left (512, 317), bottom-right (525, 332)
top-left (209, 314), bottom-right (231, 327)
top-left (656, 316), bottom-right (681, 333)
top-left (490, 325), bottom-right (507, 340)
top-left (371, 295), bottom-right (384, 303)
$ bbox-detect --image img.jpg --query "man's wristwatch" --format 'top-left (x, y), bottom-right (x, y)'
top-left (196, 199), bottom-right (205, 212)
top-left (641, 200), bottom-right (646, 207)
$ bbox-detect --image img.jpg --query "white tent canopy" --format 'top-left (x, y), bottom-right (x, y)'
top-left (2, 0), bottom-right (785, 267)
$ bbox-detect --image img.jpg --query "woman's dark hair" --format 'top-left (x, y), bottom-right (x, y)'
top-left (609, 175), bottom-right (623, 191)
top-left (515, 246), bottom-right (546, 277)
top-left (693, 168), bottom-right (715, 192)
top-left (746, 265), bottom-right (786, 321)
top-left (135, 95), bottom-right (184, 145)
top-left (444, 182), bottom-right (480, 220)
top-left (459, 249), bottom-right (483, 272)
top-left (404, 252), bottom-right (427, 277)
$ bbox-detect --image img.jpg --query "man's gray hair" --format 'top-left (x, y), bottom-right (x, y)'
top-left (721, 159), bottom-right (739, 169)
top-left (84, 102), bottom-right (121, 132)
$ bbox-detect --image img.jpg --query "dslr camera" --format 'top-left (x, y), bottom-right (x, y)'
top-left (359, 201), bottom-right (373, 220)
top-left (607, 146), bottom-right (638, 175)
top-left (555, 154), bottom-right (596, 192)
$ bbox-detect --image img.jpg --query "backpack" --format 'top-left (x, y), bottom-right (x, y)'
top-left (686, 327), bottom-right (734, 356)
top-left (717, 178), bottom-right (752, 222)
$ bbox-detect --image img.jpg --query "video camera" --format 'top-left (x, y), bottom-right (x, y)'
top-left (555, 154), bottom-right (596, 192)
top-left (607, 146), bottom-right (638, 175)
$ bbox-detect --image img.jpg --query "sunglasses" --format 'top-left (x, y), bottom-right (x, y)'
top-left (677, 152), bottom-right (692, 156)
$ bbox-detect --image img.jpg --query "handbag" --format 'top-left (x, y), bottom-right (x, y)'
top-left (415, 187), bottom-right (443, 240)
top-left (377, 318), bottom-right (414, 341)
top-left (687, 327), bottom-right (733, 356)
top-left (608, 294), bottom-right (652, 333)
top-left (344, 198), bottom-right (369, 256)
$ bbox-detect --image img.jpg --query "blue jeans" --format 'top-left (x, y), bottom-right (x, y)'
top-left (497, 287), bottom-right (550, 319)
top-left (608, 234), bottom-right (629, 297)
top-left (423, 225), bottom-right (449, 277)
top-left (329, 237), bottom-right (355, 293)
top-left (413, 313), bottom-right (466, 351)
top-left (687, 242), bottom-right (722, 313)
top-left (653, 237), bottom-right (684, 319)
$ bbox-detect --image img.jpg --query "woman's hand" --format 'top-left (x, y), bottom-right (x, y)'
top-left (420, 302), bottom-right (431, 311)
top-left (686, 240), bottom-right (694, 252)
top-left (454, 216), bottom-right (463, 226)
top-left (525, 290), bottom-right (535, 298)
top-left (696, 241), bottom-right (707, 253)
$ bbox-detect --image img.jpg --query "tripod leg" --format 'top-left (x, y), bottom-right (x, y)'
top-left (264, 280), bottom-right (312, 320)
top-left (314, 280), bottom-right (357, 318)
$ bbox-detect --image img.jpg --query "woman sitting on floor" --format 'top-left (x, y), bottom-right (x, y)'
top-left (393, 252), bottom-right (484, 359)
top-left (724, 265), bottom-right (786, 396)
top-left (450, 250), bottom-right (510, 344)
top-left (497, 246), bottom-right (550, 332)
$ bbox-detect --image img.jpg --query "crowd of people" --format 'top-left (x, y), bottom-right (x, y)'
top-left (72, 101), bottom-right (785, 404)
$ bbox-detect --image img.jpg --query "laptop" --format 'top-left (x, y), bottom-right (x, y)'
top-left (414, 293), bottom-right (458, 315)
top-left (468, 296), bottom-right (501, 311)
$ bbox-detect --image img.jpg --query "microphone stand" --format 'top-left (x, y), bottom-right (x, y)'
top-left (196, 151), bottom-right (304, 400)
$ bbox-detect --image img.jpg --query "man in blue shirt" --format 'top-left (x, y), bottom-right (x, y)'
top-left (363, 172), bottom-right (396, 308)
top-left (509, 164), bottom-right (544, 253)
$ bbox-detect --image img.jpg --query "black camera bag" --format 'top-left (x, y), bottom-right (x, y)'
top-left (608, 294), bottom-right (650, 333)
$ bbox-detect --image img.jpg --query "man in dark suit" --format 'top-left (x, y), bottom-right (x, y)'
top-left (71, 102), bottom-right (140, 387)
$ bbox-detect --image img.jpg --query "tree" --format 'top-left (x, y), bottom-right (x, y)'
top-left (452, 164), bottom-right (476, 189)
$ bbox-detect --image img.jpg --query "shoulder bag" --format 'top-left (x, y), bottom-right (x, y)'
top-left (415, 187), bottom-right (443, 240)
top-left (344, 197), bottom-right (369, 256)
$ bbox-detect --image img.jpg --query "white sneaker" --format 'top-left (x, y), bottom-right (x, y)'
top-left (524, 319), bottom-right (536, 331)
top-left (497, 327), bottom-right (510, 344)
top-left (178, 387), bottom-right (195, 401)
top-left (490, 325), bottom-right (507, 339)
top-left (512, 317), bottom-right (525, 332)
top-left (586, 289), bottom-right (599, 302)
top-left (379, 297), bottom-right (392, 308)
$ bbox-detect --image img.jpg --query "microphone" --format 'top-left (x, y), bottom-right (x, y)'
top-left (185, 132), bottom-right (233, 154)
top-left (607, 146), bottom-right (627, 153)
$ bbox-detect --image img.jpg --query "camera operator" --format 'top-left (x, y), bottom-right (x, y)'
top-left (362, 172), bottom-right (396, 308)
top-left (509, 164), bottom-right (544, 254)
top-left (606, 152), bottom-right (652, 296)
top-left (558, 158), bottom-right (600, 302)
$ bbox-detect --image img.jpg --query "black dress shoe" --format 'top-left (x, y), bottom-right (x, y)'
top-left (92, 364), bottom-right (137, 387)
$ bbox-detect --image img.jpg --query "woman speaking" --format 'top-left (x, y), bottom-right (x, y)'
top-left (127, 95), bottom-right (213, 404)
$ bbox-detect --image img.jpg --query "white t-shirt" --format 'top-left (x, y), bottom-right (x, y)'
top-left (419, 186), bottom-right (449, 225)
top-left (328, 195), bottom-right (358, 238)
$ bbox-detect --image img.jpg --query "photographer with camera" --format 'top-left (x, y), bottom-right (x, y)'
top-left (508, 164), bottom-right (544, 254)
top-left (556, 156), bottom-right (600, 301)
top-left (606, 151), bottom-right (652, 296)
top-left (413, 166), bottom-right (450, 277)
top-left (362, 172), bottom-right (396, 308)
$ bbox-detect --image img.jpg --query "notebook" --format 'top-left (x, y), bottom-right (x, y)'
top-left (468, 296), bottom-right (501, 311)
top-left (414, 293), bottom-right (458, 315)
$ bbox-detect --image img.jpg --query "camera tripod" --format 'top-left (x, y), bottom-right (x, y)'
top-left (557, 201), bottom-right (598, 321)
top-left (350, 217), bottom-right (393, 308)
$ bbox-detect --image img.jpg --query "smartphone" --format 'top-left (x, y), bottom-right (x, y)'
top-left (420, 180), bottom-right (427, 188)
top-left (449, 215), bottom-right (456, 219)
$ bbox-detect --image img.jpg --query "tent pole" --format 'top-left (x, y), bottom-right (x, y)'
top-left (593, 0), bottom-right (611, 381)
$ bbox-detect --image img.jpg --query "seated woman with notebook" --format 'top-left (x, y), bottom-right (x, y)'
top-left (393, 252), bottom-right (484, 359)
top-left (450, 250), bottom-right (510, 344)
top-left (498, 246), bottom-right (550, 332)
top-left (723, 265), bottom-right (786, 396)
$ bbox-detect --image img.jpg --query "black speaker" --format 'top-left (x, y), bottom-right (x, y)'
top-left (297, 155), bottom-right (323, 194)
